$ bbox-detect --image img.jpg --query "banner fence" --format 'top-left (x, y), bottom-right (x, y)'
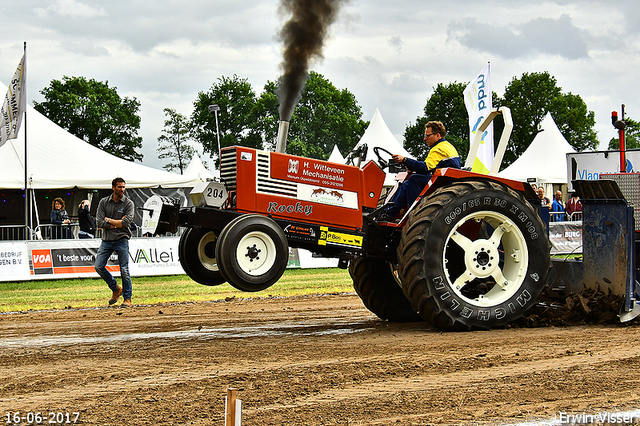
top-left (0, 237), bottom-right (338, 282)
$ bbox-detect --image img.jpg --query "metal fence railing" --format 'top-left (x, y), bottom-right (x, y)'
top-left (549, 211), bottom-right (583, 222)
top-left (568, 212), bottom-right (582, 221)
top-left (0, 225), bottom-right (29, 241)
top-left (0, 223), bottom-right (182, 241)
top-left (549, 212), bottom-right (565, 222)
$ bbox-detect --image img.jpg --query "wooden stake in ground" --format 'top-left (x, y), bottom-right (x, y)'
top-left (225, 387), bottom-right (242, 426)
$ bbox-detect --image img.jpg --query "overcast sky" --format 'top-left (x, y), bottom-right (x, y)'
top-left (1, 0), bottom-right (638, 171)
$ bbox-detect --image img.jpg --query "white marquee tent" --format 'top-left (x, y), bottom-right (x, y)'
top-left (0, 84), bottom-right (203, 190)
top-left (184, 154), bottom-right (217, 181)
top-left (498, 112), bottom-right (575, 184)
top-left (349, 108), bottom-right (410, 185)
top-left (351, 108), bottom-right (410, 163)
top-left (327, 145), bottom-right (345, 163)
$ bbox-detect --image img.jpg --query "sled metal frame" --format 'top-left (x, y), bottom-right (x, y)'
top-left (567, 179), bottom-right (640, 322)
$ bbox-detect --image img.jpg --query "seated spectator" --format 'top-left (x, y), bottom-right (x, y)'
top-left (78, 200), bottom-right (96, 239)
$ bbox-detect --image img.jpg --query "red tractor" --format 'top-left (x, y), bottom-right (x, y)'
top-left (159, 128), bottom-right (551, 330)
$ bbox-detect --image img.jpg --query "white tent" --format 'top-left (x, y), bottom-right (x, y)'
top-left (351, 108), bottom-right (410, 164)
top-left (0, 84), bottom-right (203, 189)
top-left (327, 145), bottom-right (345, 163)
top-left (349, 108), bottom-right (410, 185)
top-left (498, 112), bottom-right (575, 184)
top-left (184, 154), bottom-right (216, 181)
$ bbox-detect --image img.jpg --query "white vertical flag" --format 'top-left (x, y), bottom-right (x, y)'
top-left (463, 63), bottom-right (493, 174)
top-left (0, 52), bottom-right (27, 148)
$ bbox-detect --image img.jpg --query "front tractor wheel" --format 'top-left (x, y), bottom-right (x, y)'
top-left (397, 180), bottom-right (550, 331)
top-left (216, 214), bottom-right (289, 292)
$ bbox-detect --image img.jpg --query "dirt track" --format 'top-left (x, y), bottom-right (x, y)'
top-left (1, 293), bottom-right (639, 425)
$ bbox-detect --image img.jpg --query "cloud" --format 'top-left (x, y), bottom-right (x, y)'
top-left (35, 0), bottom-right (108, 19)
top-left (5, 0), bottom-right (640, 170)
top-left (31, 1), bottom-right (278, 53)
top-left (388, 72), bottom-right (427, 93)
top-left (64, 40), bottom-right (110, 57)
top-left (448, 14), bottom-right (590, 59)
top-left (388, 36), bottom-right (404, 52)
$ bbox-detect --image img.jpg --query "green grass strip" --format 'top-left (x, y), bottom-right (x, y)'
top-left (0, 268), bottom-right (354, 313)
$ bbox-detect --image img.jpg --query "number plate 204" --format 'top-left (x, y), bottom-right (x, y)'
top-left (190, 181), bottom-right (228, 208)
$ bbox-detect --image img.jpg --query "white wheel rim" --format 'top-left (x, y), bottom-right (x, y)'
top-left (197, 231), bottom-right (219, 272)
top-left (443, 210), bottom-right (528, 307)
top-left (235, 231), bottom-right (277, 276)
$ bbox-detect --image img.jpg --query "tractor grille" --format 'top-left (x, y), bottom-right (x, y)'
top-left (220, 148), bottom-right (237, 191)
top-left (256, 152), bottom-right (298, 198)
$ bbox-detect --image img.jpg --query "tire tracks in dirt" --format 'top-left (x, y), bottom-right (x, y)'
top-left (1, 295), bottom-right (639, 425)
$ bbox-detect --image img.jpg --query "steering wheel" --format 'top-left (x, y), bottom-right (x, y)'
top-left (373, 146), bottom-right (394, 170)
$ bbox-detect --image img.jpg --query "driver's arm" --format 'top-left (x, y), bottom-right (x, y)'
top-left (392, 154), bottom-right (405, 163)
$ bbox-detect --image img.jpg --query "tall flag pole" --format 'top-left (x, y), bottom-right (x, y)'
top-left (463, 63), bottom-right (493, 174)
top-left (0, 43), bottom-right (27, 237)
top-left (23, 42), bottom-right (29, 239)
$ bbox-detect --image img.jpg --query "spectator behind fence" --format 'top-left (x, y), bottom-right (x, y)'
top-left (50, 197), bottom-right (72, 239)
top-left (537, 187), bottom-right (551, 209)
top-left (78, 199), bottom-right (96, 239)
top-left (566, 190), bottom-right (583, 219)
top-left (551, 190), bottom-right (565, 222)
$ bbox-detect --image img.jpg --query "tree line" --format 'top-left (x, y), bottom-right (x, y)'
top-left (34, 71), bottom-right (613, 174)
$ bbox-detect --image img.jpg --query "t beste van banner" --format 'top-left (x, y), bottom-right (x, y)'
top-left (1, 238), bottom-right (184, 281)
top-left (0, 238), bottom-right (336, 282)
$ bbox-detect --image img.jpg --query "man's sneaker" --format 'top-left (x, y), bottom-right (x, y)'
top-left (121, 299), bottom-right (132, 308)
top-left (109, 286), bottom-right (122, 305)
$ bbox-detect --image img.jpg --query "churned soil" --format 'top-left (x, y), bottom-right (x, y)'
top-left (0, 293), bottom-right (639, 425)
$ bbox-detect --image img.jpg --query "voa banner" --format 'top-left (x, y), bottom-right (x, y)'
top-left (0, 238), bottom-right (185, 282)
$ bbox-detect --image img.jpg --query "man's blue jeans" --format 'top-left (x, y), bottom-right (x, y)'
top-left (387, 173), bottom-right (432, 218)
top-left (94, 238), bottom-right (132, 300)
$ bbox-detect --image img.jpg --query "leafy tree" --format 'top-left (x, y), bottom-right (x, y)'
top-left (256, 71), bottom-right (368, 159)
top-left (608, 117), bottom-right (640, 150)
top-left (34, 76), bottom-right (143, 161)
top-left (405, 73), bottom-right (599, 170)
top-left (191, 75), bottom-right (263, 165)
top-left (156, 108), bottom-right (196, 174)
top-left (499, 71), bottom-right (598, 167)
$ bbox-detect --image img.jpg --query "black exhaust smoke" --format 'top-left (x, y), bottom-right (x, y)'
top-left (276, 0), bottom-right (346, 124)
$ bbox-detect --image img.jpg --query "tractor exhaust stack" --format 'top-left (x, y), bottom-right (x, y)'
top-left (275, 120), bottom-right (290, 153)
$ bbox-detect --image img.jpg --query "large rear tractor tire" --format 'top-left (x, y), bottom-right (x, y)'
top-left (179, 227), bottom-right (226, 286)
top-left (216, 214), bottom-right (289, 292)
top-left (349, 257), bottom-right (423, 322)
top-left (397, 180), bottom-right (550, 331)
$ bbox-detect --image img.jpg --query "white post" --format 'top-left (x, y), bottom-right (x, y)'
top-left (490, 107), bottom-right (513, 175)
